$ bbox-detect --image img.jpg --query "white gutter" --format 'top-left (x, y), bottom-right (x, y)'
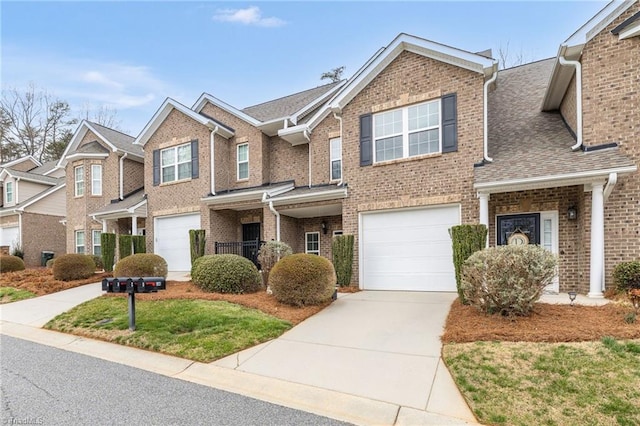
top-left (305, 130), bottom-right (312, 188)
top-left (119, 153), bottom-right (128, 200)
top-left (483, 68), bottom-right (498, 163)
top-left (333, 112), bottom-right (344, 186)
top-left (262, 192), bottom-right (281, 242)
top-left (15, 177), bottom-right (20, 205)
top-left (559, 54), bottom-right (583, 151)
top-left (603, 172), bottom-right (617, 202)
top-left (209, 125), bottom-right (219, 196)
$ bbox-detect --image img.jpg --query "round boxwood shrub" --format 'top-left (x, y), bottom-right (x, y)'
top-left (191, 254), bottom-right (261, 294)
top-left (88, 254), bottom-right (104, 270)
top-left (612, 260), bottom-right (640, 291)
top-left (53, 254), bottom-right (96, 281)
top-left (269, 253), bottom-right (336, 307)
top-left (114, 253), bottom-right (168, 278)
top-left (461, 245), bottom-right (557, 316)
top-left (0, 255), bottom-right (26, 273)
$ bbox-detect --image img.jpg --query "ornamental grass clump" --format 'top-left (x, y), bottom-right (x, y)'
top-left (269, 253), bottom-right (336, 307)
top-left (53, 254), bottom-right (95, 281)
top-left (257, 241), bottom-right (292, 286)
top-left (113, 253), bottom-right (168, 278)
top-left (191, 254), bottom-right (261, 294)
top-left (461, 245), bottom-right (557, 316)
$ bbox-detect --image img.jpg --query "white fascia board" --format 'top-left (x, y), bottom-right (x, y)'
top-left (291, 81), bottom-right (346, 124)
top-left (17, 182), bottom-right (66, 211)
top-left (84, 122), bottom-right (118, 152)
top-left (474, 165), bottom-right (638, 194)
top-left (565, 0), bottom-right (636, 47)
top-left (201, 182), bottom-right (294, 206)
top-left (0, 156), bottom-right (41, 169)
top-left (0, 169), bottom-right (57, 186)
top-left (56, 120), bottom-right (91, 168)
top-left (269, 187), bottom-right (348, 206)
top-left (192, 93), bottom-right (262, 126)
top-left (277, 124), bottom-right (310, 146)
top-left (64, 153), bottom-right (109, 161)
top-left (618, 19), bottom-right (640, 38)
top-left (0, 208), bottom-right (18, 217)
top-left (93, 199), bottom-right (148, 220)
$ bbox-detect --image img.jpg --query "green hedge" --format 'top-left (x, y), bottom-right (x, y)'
top-left (613, 260), bottom-right (640, 291)
top-left (119, 235), bottom-right (133, 260)
top-left (332, 235), bottom-right (354, 287)
top-left (132, 235), bottom-right (146, 254)
top-left (101, 233), bottom-right (116, 272)
top-left (449, 224), bottom-right (487, 304)
top-left (189, 229), bottom-right (206, 267)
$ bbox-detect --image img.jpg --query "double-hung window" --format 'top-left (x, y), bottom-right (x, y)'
top-left (91, 164), bottom-right (102, 196)
top-left (330, 137), bottom-right (342, 181)
top-left (161, 143), bottom-right (191, 183)
top-left (75, 230), bottom-right (85, 254)
top-left (74, 166), bottom-right (84, 196)
top-left (305, 232), bottom-right (320, 255)
top-left (237, 144), bottom-right (249, 180)
top-left (5, 182), bottom-right (13, 204)
top-left (373, 99), bottom-right (441, 162)
top-left (92, 230), bottom-right (101, 256)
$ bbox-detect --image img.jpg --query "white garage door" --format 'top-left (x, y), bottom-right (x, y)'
top-left (360, 205), bottom-right (460, 291)
top-left (154, 213), bottom-right (201, 271)
top-left (0, 226), bottom-right (20, 251)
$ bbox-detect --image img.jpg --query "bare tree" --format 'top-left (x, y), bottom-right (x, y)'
top-left (321, 66), bottom-right (345, 83)
top-left (78, 103), bottom-right (123, 130)
top-left (497, 42), bottom-right (531, 70)
top-left (0, 83), bottom-right (77, 162)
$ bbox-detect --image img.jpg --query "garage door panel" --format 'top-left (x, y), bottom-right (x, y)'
top-left (155, 214), bottom-right (200, 271)
top-left (361, 205), bottom-right (459, 292)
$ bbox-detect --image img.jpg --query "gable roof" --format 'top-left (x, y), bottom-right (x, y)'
top-left (28, 160), bottom-right (58, 176)
top-left (0, 156), bottom-right (41, 171)
top-left (57, 120), bottom-right (141, 168)
top-left (0, 167), bottom-right (60, 185)
top-left (0, 179), bottom-right (65, 216)
top-left (134, 98), bottom-right (235, 147)
top-left (476, 59), bottom-right (636, 193)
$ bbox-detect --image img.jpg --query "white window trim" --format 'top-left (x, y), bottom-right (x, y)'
top-left (160, 142), bottom-right (191, 184)
top-left (332, 230), bottom-right (344, 237)
top-left (5, 181), bottom-right (13, 204)
top-left (92, 230), bottom-right (101, 255)
top-left (74, 166), bottom-right (84, 197)
top-left (237, 143), bottom-right (249, 181)
top-left (329, 137), bottom-right (342, 181)
top-left (305, 231), bottom-right (320, 255)
top-left (75, 230), bottom-right (85, 254)
top-left (91, 164), bottom-right (102, 196)
top-left (373, 99), bottom-right (442, 163)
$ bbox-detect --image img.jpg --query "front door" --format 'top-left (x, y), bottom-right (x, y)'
top-left (496, 212), bottom-right (559, 293)
top-left (242, 223), bottom-right (261, 266)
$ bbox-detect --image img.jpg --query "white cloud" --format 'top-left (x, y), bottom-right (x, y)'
top-left (213, 6), bottom-right (285, 28)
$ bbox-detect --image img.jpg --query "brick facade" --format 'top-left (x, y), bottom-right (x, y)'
top-left (22, 212), bottom-right (66, 267)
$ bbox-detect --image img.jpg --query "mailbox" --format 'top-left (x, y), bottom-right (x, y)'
top-left (102, 277), bottom-right (166, 294)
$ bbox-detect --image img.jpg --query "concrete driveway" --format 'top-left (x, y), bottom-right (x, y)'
top-left (214, 291), bottom-right (477, 424)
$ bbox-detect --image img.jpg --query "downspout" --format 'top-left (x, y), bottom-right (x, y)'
top-left (483, 68), bottom-right (498, 163)
top-left (262, 192), bottom-right (280, 242)
top-left (209, 126), bottom-right (219, 196)
top-left (558, 55), bottom-right (582, 151)
top-left (14, 177), bottom-right (20, 205)
top-left (333, 112), bottom-right (343, 186)
top-left (305, 129), bottom-right (311, 188)
top-left (119, 153), bottom-right (128, 200)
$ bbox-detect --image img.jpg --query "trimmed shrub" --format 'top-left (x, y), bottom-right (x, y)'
top-left (189, 229), bottom-right (206, 267)
top-left (461, 245), bottom-right (557, 316)
top-left (332, 235), bottom-right (354, 287)
top-left (46, 258), bottom-right (55, 268)
top-left (101, 233), bottom-right (116, 272)
top-left (0, 255), bottom-right (26, 273)
top-left (613, 260), bottom-right (640, 291)
top-left (449, 225), bottom-right (487, 304)
top-left (257, 241), bottom-right (292, 286)
top-left (89, 255), bottom-right (104, 270)
top-left (269, 253), bottom-right (336, 307)
top-left (132, 235), bottom-right (146, 254)
top-left (191, 254), bottom-right (261, 294)
top-left (114, 253), bottom-right (168, 278)
top-left (53, 254), bottom-right (95, 281)
top-left (119, 235), bottom-right (133, 260)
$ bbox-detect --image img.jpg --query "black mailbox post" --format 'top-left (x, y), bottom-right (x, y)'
top-left (102, 277), bottom-right (166, 331)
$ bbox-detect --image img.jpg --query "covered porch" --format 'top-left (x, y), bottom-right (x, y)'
top-left (91, 191), bottom-right (148, 252)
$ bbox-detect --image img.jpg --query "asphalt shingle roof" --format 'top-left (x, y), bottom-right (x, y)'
top-left (92, 190), bottom-right (146, 215)
top-left (3, 168), bottom-right (60, 185)
top-left (28, 160), bottom-right (57, 175)
top-left (88, 121), bottom-right (142, 156)
top-left (476, 59), bottom-right (635, 185)
top-left (242, 81), bottom-right (342, 122)
top-left (77, 140), bottom-right (110, 154)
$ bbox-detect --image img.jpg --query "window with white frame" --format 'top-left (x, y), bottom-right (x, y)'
top-left (5, 181), bottom-right (13, 204)
top-left (91, 164), bottom-right (102, 196)
top-left (92, 230), bottom-right (101, 256)
top-left (75, 230), bottom-right (85, 253)
top-left (305, 232), bottom-right (320, 255)
top-left (237, 143), bottom-right (249, 180)
top-left (373, 100), bottom-right (440, 162)
top-left (74, 166), bottom-right (84, 196)
top-left (330, 137), bottom-right (342, 181)
top-left (161, 143), bottom-right (191, 183)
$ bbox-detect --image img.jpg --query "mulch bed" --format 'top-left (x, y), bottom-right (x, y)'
top-left (442, 298), bottom-right (640, 343)
top-left (0, 269), bottom-right (111, 296)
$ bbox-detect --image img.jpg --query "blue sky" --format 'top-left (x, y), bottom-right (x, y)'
top-left (2, 1), bottom-right (608, 136)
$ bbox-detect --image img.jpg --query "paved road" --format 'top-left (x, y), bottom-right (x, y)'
top-left (1, 336), bottom-right (349, 425)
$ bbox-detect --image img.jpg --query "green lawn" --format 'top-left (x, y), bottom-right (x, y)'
top-left (0, 287), bottom-right (36, 304)
top-left (45, 297), bottom-right (292, 362)
top-left (443, 338), bottom-right (640, 426)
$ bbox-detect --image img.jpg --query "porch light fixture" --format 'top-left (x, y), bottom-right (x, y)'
top-left (567, 206), bottom-right (578, 220)
top-left (321, 221), bottom-right (328, 234)
top-left (568, 291), bottom-right (577, 306)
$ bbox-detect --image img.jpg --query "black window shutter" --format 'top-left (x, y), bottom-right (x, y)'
top-left (152, 149), bottom-right (160, 186)
top-left (360, 113), bottom-right (373, 166)
top-left (441, 93), bottom-right (458, 153)
top-left (191, 139), bottom-right (199, 179)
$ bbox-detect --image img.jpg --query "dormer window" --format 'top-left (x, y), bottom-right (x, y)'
top-left (5, 181), bottom-right (13, 204)
top-left (74, 166), bottom-right (84, 196)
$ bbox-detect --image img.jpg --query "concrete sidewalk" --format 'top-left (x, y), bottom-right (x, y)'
top-left (1, 281), bottom-right (478, 425)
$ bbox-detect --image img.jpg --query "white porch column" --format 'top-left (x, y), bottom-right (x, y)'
top-left (478, 192), bottom-right (490, 247)
top-left (589, 182), bottom-right (605, 298)
top-left (102, 220), bottom-right (107, 233)
top-left (131, 216), bottom-right (138, 236)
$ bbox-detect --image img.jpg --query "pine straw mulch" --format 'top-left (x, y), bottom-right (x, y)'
top-left (103, 281), bottom-right (332, 325)
top-left (442, 298), bottom-right (640, 343)
top-left (0, 268), bottom-right (111, 296)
